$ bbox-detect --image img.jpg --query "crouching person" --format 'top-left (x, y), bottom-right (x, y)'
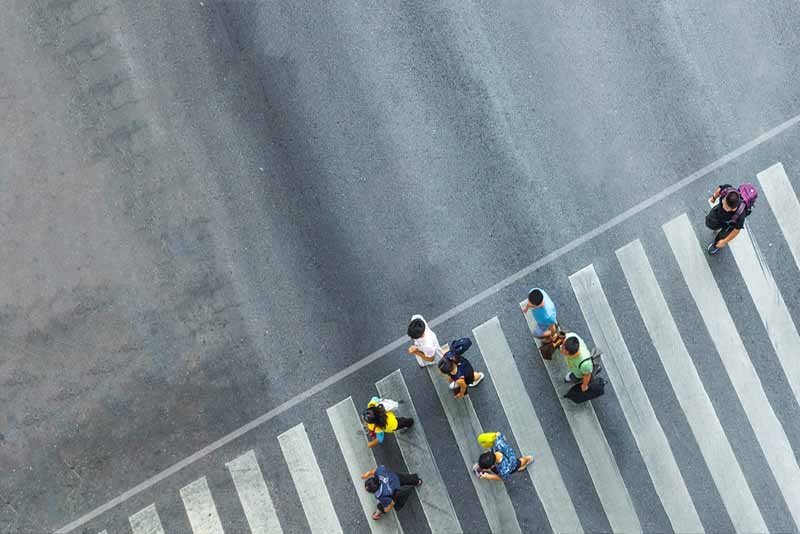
top-left (362, 465), bottom-right (423, 520)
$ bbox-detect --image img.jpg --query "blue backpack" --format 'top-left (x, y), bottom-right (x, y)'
top-left (449, 337), bottom-right (472, 356)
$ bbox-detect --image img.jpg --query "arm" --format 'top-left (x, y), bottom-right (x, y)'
top-left (709, 186), bottom-right (722, 203)
top-left (521, 301), bottom-right (532, 313)
top-left (479, 471), bottom-right (503, 482)
top-left (407, 346), bottom-right (435, 362)
top-left (361, 468), bottom-right (376, 479)
top-left (580, 372), bottom-right (591, 392)
top-left (367, 430), bottom-right (385, 448)
top-left (715, 228), bottom-right (740, 247)
top-left (372, 499), bottom-right (396, 519)
top-left (454, 379), bottom-right (467, 399)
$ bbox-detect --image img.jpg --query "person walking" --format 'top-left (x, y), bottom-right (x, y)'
top-left (437, 351), bottom-right (484, 399)
top-left (561, 333), bottom-right (593, 392)
top-left (407, 314), bottom-right (443, 367)
top-left (362, 465), bottom-right (422, 520)
top-left (363, 397), bottom-right (413, 449)
top-left (473, 432), bottom-right (533, 482)
top-left (521, 288), bottom-right (562, 359)
top-left (521, 288), bottom-right (558, 339)
top-left (705, 183), bottom-right (758, 255)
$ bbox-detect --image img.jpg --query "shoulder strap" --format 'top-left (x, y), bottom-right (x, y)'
top-left (578, 356), bottom-right (593, 370)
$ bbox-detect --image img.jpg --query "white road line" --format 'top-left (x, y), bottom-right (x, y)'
top-left (617, 239), bottom-right (767, 533)
top-left (179, 477), bottom-right (224, 534)
top-left (277, 423), bottom-right (343, 534)
top-left (570, 265), bottom-right (703, 533)
top-left (758, 162), bottom-right (800, 272)
top-left (520, 300), bottom-right (641, 534)
top-left (225, 450), bottom-right (283, 534)
top-left (472, 317), bottom-right (583, 534)
top-left (426, 366), bottom-right (522, 534)
top-left (53, 113), bottom-right (800, 534)
top-left (375, 370), bottom-right (461, 534)
top-left (326, 397), bottom-right (403, 534)
top-left (96, 530), bottom-right (107, 534)
top-left (128, 504), bottom-right (165, 534)
top-left (664, 213), bottom-right (800, 528)
top-left (730, 227), bottom-right (800, 405)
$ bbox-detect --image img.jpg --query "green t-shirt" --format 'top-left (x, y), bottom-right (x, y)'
top-left (566, 334), bottom-right (592, 378)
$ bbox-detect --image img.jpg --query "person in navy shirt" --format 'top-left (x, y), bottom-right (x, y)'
top-left (362, 465), bottom-right (422, 520)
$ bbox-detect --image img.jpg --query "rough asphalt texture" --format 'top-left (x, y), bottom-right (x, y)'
top-left (2, 0), bottom-right (800, 532)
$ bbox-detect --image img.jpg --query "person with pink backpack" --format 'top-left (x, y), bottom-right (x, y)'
top-left (705, 182), bottom-right (758, 255)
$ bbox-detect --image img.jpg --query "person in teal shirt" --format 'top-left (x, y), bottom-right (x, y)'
top-left (521, 288), bottom-right (558, 338)
top-left (561, 333), bottom-right (593, 392)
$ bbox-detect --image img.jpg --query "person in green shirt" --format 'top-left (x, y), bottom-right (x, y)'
top-left (560, 333), bottom-right (592, 392)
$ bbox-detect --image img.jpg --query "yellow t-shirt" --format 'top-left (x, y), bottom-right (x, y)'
top-left (367, 400), bottom-right (399, 433)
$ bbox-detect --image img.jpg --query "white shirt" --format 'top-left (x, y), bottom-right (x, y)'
top-left (410, 314), bottom-right (443, 366)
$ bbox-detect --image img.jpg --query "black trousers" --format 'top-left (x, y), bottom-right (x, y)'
top-left (705, 206), bottom-right (737, 246)
top-left (395, 417), bottom-right (414, 430)
top-left (392, 472), bottom-right (420, 511)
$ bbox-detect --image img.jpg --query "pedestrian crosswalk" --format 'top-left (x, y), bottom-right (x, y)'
top-left (569, 265), bottom-right (703, 533)
top-left (277, 423), bottom-right (343, 534)
top-left (107, 162), bottom-right (800, 533)
top-left (225, 450), bottom-right (283, 534)
top-left (665, 214), bottom-right (800, 528)
top-left (616, 239), bottom-right (768, 532)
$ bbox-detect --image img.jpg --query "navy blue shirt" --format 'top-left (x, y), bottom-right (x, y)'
top-left (374, 465), bottom-right (400, 510)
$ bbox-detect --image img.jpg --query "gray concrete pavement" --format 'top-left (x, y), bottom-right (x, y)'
top-left (2, 0), bottom-right (800, 532)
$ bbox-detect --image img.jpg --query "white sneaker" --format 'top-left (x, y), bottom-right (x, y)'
top-left (565, 372), bottom-right (575, 383)
top-left (469, 373), bottom-right (485, 387)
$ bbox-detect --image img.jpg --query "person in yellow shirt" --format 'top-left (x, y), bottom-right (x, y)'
top-left (363, 397), bottom-right (414, 449)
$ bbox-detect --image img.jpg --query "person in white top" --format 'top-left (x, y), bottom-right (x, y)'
top-left (406, 315), bottom-right (443, 367)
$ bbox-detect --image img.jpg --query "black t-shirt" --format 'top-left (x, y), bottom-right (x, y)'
top-left (714, 184), bottom-right (748, 230)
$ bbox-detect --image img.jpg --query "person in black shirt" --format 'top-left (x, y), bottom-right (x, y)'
top-left (705, 184), bottom-right (748, 255)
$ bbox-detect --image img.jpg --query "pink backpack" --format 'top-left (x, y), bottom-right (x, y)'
top-left (720, 184), bottom-right (758, 223)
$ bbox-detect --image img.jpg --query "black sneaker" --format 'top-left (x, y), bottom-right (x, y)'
top-left (707, 243), bottom-right (719, 255)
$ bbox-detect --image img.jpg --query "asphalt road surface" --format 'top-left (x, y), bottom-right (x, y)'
top-left (2, 0), bottom-right (800, 533)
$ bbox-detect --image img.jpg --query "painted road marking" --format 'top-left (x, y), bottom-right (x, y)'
top-left (664, 213), bottom-right (800, 528)
top-left (617, 239), bottom-right (766, 532)
top-left (225, 450), bottom-right (283, 534)
top-left (54, 116), bottom-right (800, 534)
top-left (521, 301), bottom-right (641, 534)
top-left (570, 265), bottom-right (703, 532)
top-left (758, 162), bottom-right (800, 272)
top-left (327, 397), bottom-right (403, 534)
top-left (426, 366), bottom-right (522, 534)
top-left (473, 317), bottom-right (583, 533)
top-left (277, 423), bottom-right (343, 534)
top-left (730, 227), bottom-right (800, 406)
top-left (375, 370), bottom-right (461, 533)
top-left (128, 504), bottom-right (165, 534)
top-left (179, 477), bottom-right (224, 534)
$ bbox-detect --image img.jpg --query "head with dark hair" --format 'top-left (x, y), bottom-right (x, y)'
top-left (363, 405), bottom-right (388, 428)
top-left (478, 451), bottom-right (496, 470)
top-left (562, 336), bottom-right (580, 356)
top-left (364, 476), bottom-right (380, 493)
top-left (438, 357), bottom-right (454, 375)
top-left (724, 190), bottom-right (741, 211)
top-left (407, 318), bottom-right (426, 339)
top-left (528, 289), bottom-right (544, 306)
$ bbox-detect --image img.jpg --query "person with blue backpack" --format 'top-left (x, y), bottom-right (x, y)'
top-left (362, 465), bottom-right (422, 520)
top-left (705, 182), bottom-right (758, 255)
top-left (437, 337), bottom-right (484, 398)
